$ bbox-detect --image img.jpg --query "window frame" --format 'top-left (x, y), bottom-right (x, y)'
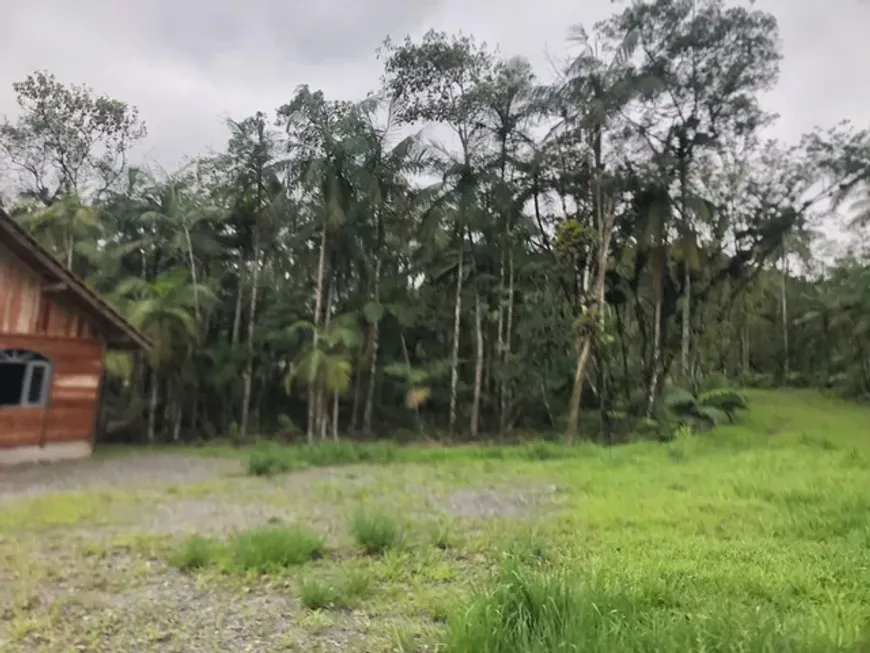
top-left (0, 349), bottom-right (53, 409)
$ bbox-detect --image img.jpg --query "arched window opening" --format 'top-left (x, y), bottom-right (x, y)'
top-left (0, 349), bottom-right (52, 408)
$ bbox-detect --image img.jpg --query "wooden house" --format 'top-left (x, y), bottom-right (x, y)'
top-left (0, 207), bottom-right (149, 465)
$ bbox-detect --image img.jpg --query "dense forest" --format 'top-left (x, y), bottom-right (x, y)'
top-left (1, 0), bottom-right (869, 445)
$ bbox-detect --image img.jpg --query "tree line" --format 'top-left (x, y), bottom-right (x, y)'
top-left (2, 0), bottom-right (869, 445)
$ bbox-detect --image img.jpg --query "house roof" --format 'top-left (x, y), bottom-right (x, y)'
top-left (0, 207), bottom-right (151, 351)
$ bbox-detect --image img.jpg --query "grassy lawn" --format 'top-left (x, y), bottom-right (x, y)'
top-left (1, 389), bottom-right (869, 652)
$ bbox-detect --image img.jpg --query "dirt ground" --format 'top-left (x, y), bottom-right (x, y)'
top-left (0, 454), bottom-right (242, 501)
top-left (0, 453), bottom-right (542, 652)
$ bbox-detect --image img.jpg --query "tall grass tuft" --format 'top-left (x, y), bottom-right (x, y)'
top-left (170, 535), bottom-right (220, 572)
top-left (350, 507), bottom-right (401, 555)
top-left (441, 558), bottom-right (826, 653)
top-left (227, 525), bottom-right (324, 573)
top-left (299, 569), bottom-right (372, 610)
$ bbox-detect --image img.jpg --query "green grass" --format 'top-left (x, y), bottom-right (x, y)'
top-left (243, 439), bottom-right (598, 476)
top-left (169, 534), bottom-right (216, 571)
top-left (299, 570), bottom-right (373, 611)
top-left (169, 525), bottom-right (326, 575)
top-left (350, 508), bottom-right (402, 555)
top-left (3, 389), bottom-right (870, 652)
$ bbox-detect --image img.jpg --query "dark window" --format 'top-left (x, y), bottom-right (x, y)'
top-left (0, 350), bottom-right (52, 409)
top-left (0, 363), bottom-right (27, 406)
top-left (27, 365), bottom-right (48, 404)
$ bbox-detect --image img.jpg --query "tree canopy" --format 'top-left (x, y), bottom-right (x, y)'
top-left (2, 0), bottom-right (869, 445)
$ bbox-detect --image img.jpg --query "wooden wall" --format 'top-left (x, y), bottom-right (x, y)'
top-left (0, 245), bottom-right (105, 450)
top-left (0, 334), bottom-right (105, 449)
top-left (0, 243), bottom-right (97, 339)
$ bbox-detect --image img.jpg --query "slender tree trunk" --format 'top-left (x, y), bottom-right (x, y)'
top-left (240, 251), bottom-right (262, 440)
top-left (400, 332), bottom-right (424, 435)
top-left (681, 262), bottom-right (691, 380)
top-left (363, 256), bottom-right (382, 436)
top-left (66, 232), bottom-right (74, 270)
top-left (470, 290), bottom-right (484, 439)
top-left (496, 248), bottom-right (505, 425)
top-left (565, 212), bottom-right (615, 442)
top-left (184, 226), bottom-right (200, 325)
top-left (172, 389), bottom-right (182, 443)
top-left (781, 247), bottom-right (790, 379)
top-left (646, 297), bottom-right (663, 416)
top-left (308, 221), bottom-right (328, 444)
top-left (320, 275), bottom-right (335, 441)
top-left (350, 361), bottom-right (363, 435)
top-left (332, 391), bottom-right (340, 441)
top-left (231, 266), bottom-right (245, 346)
top-left (500, 246), bottom-right (515, 438)
top-left (678, 152), bottom-right (691, 380)
top-left (448, 244), bottom-right (464, 437)
top-left (147, 373), bottom-right (159, 444)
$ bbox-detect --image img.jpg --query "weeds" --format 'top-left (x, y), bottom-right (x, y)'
top-left (350, 508), bottom-right (401, 555)
top-left (228, 525), bottom-right (325, 573)
top-left (299, 570), bottom-right (372, 610)
top-left (441, 558), bottom-right (829, 653)
top-left (170, 525), bottom-right (325, 574)
top-left (170, 535), bottom-right (217, 571)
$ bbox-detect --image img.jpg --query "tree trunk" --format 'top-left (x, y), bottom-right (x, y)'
top-left (332, 391), bottom-right (340, 441)
top-left (147, 373), bottom-right (159, 444)
top-left (240, 251), bottom-right (262, 440)
top-left (400, 332), bottom-right (424, 435)
top-left (781, 247), bottom-right (790, 379)
top-left (320, 275), bottom-right (336, 441)
top-left (184, 226), bottom-right (200, 325)
top-left (363, 256), bottom-right (382, 436)
top-left (500, 246), bottom-right (515, 439)
top-left (565, 213), bottom-right (615, 442)
top-left (172, 391), bottom-right (182, 443)
top-left (350, 362), bottom-right (363, 435)
top-left (470, 290), bottom-right (484, 439)
top-left (681, 261), bottom-right (691, 380)
top-left (231, 266), bottom-right (245, 346)
top-left (448, 245), bottom-right (464, 437)
top-left (308, 221), bottom-right (328, 444)
top-left (565, 334), bottom-right (595, 444)
top-left (646, 297), bottom-right (663, 416)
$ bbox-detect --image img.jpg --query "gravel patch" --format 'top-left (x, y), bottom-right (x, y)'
top-left (447, 486), bottom-right (559, 517)
top-left (0, 454), bottom-right (242, 501)
top-left (142, 499), bottom-right (299, 537)
top-left (6, 553), bottom-right (308, 652)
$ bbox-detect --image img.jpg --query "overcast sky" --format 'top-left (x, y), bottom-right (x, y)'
top-left (2, 0), bottom-right (870, 170)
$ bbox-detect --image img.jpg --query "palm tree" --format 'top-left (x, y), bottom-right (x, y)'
top-left (285, 313), bottom-right (362, 442)
top-left (114, 267), bottom-right (211, 443)
top-left (17, 192), bottom-right (99, 271)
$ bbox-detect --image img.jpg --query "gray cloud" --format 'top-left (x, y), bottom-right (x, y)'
top-left (1, 0), bottom-right (869, 169)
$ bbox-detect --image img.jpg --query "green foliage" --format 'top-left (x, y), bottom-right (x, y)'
top-left (441, 555), bottom-right (837, 653)
top-left (299, 570), bottom-right (372, 611)
top-left (662, 385), bottom-right (749, 431)
top-left (350, 508), bottom-right (401, 555)
top-left (170, 535), bottom-right (218, 572)
top-left (227, 525), bottom-right (325, 573)
top-left (4, 0), bottom-right (869, 448)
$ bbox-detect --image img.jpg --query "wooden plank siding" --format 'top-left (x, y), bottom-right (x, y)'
top-left (0, 334), bottom-right (105, 448)
top-left (0, 244), bottom-right (106, 450)
top-left (0, 243), bottom-right (95, 339)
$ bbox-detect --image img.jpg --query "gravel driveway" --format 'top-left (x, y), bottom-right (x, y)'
top-left (0, 453), bottom-right (242, 501)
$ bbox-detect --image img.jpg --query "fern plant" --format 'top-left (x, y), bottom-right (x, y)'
top-left (662, 385), bottom-right (748, 430)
